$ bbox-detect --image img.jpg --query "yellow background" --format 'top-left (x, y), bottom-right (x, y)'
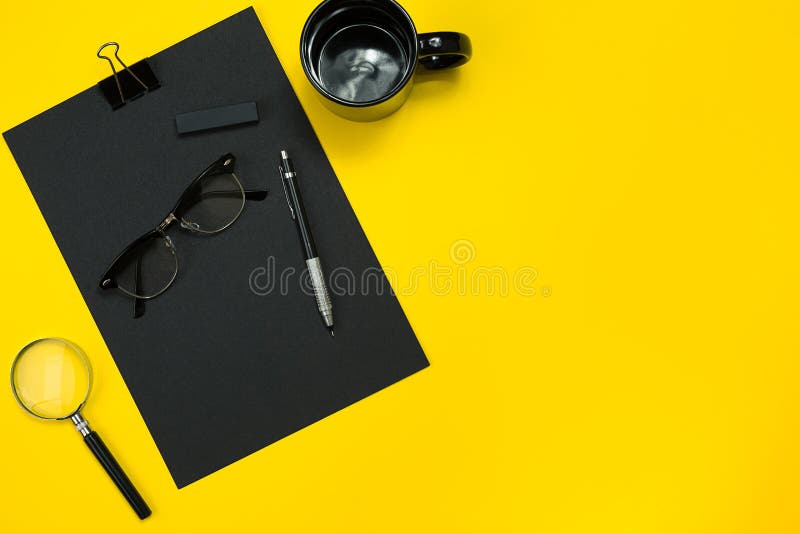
top-left (1, 1), bottom-right (798, 532)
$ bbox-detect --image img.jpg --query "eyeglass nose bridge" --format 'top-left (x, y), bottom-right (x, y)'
top-left (157, 213), bottom-right (177, 232)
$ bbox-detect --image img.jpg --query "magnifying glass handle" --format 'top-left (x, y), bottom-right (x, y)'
top-left (83, 430), bottom-right (151, 519)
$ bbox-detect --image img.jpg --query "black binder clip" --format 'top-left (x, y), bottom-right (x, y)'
top-left (96, 42), bottom-right (160, 110)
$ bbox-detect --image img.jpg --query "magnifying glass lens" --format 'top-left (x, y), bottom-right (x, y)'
top-left (12, 338), bottom-right (90, 419)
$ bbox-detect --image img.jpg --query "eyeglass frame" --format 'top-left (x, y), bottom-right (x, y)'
top-left (99, 153), bottom-right (268, 317)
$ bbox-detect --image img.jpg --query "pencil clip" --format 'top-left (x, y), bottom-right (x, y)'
top-left (279, 164), bottom-right (296, 220)
top-left (96, 42), bottom-right (160, 110)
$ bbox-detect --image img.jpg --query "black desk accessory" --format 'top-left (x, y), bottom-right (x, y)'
top-left (97, 42), bottom-right (160, 110)
top-left (4, 7), bottom-right (429, 488)
top-left (279, 150), bottom-right (335, 335)
top-left (300, 0), bottom-right (472, 121)
top-left (176, 102), bottom-right (260, 134)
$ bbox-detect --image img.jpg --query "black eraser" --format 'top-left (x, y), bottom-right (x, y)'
top-left (176, 102), bottom-right (259, 134)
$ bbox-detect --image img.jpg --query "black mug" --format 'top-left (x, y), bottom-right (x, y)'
top-left (301, 0), bottom-right (472, 121)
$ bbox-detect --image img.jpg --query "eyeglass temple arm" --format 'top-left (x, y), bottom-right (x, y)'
top-left (194, 188), bottom-right (268, 201)
top-left (244, 189), bottom-right (268, 200)
top-left (133, 253), bottom-right (145, 318)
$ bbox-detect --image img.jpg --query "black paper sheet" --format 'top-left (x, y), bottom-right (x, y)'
top-left (4, 7), bottom-right (428, 487)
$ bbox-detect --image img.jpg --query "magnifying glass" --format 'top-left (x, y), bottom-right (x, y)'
top-left (10, 338), bottom-right (151, 519)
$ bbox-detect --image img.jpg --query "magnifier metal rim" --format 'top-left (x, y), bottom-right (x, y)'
top-left (10, 337), bottom-right (93, 421)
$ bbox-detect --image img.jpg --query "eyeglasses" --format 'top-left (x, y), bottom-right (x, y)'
top-left (99, 154), bottom-right (268, 317)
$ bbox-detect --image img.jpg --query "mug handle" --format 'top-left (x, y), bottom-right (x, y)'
top-left (418, 32), bottom-right (472, 70)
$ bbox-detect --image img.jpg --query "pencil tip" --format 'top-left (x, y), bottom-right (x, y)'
top-left (329, 328), bottom-right (335, 337)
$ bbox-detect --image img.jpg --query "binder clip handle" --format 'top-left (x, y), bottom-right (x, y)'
top-left (97, 42), bottom-right (160, 110)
